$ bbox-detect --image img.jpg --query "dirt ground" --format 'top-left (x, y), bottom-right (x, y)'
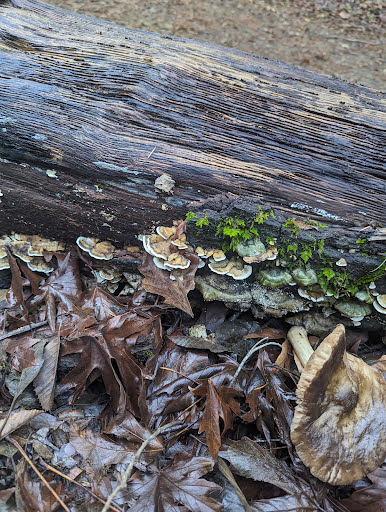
top-left (45, 0), bottom-right (385, 90)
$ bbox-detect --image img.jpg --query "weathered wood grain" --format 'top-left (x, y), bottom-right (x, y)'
top-left (0, 0), bottom-right (385, 248)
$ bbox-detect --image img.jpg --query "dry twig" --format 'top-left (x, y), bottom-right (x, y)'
top-left (40, 460), bottom-right (121, 512)
top-left (101, 421), bottom-right (180, 512)
top-left (6, 436), bottom-right (70, 512)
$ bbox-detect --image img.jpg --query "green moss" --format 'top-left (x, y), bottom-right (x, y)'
top-left (318, 268), bottom-right (358, 297)
top-left (185, 211), bottom-right (197, 222)
top-left (300, 244), bottom-right (313, 264)
top-left (282, 217), bottom-right (300, 237)
top-left (215, 208), bottom-right (274, 252)
top-left (355, 257), bottom-right (386, 286)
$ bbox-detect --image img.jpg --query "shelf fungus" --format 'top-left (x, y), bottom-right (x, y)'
top-left (142, 221), bottom-right (194, 278)
top-left (0, 257), bottom-right (10, 270)
top-left (27, 257), bottom-right (54, 274)
top-left (154, 173), bottom-right (175, 195)
top-left (334, 301), bottom-right (371, 324)
top-left (208, 257), bottom-right (252, 281)
top-left (287, 324), bottom-right (386, 485)
top-left (258, 268), bottom-right (293, 288)
top-left (237, 239), bottom-right (278, 263)
top-left (297, 288), bottom-right (325, 303)
top-left (291, 267), bottom-right (318, 287)
top-left (373, 294), bottom-right (386, 314)
top-left (336, 258), bottom-right (347, 267)
top-left (0, 234), bottom-right (65, 271)
top-left (164, 253), bottom-right (190, 270)
top-left (76, 237), bottom-right (115, 260)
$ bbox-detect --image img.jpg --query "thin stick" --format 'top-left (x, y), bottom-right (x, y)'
top-left (324, 35), bottom-right (381, 45)
top-left (147, 146), bottom-right (157, 159)
top-left (102, 421), bottom-right (179, 512)
top-left (231, 338), bottom-right (282, 385)
top-left (0, 320), bottom-right (48, 341)
top-left (6, 436), bottom-right (70, 512)
top-left (40, 460), bottom-right (122, 512)
top-left (159, 366), bottom-right (199, 385)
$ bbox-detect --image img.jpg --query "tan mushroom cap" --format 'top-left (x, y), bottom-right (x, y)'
top-left (10, 241), bottom-right (32, 262)
top-left (0, 257), bottom-right (10, 270)
top-left (145, 234), bottom-right (171, 260)
top-left (164, 253), bottom-right (190, 270)
top-left (212, 249), bottom-right (226, 262)
top-left (227, 265), bottom-right (252, 280)
top-left (171, 238), bottom-right (188, 250)
top-left (28, 236), bottom-right (65, 256)
top-left (376, 294), bottom-right (386, 309)
top-left (156, 226), bottom-right (176, 240)
top-left (98, 267), bottom-right (121, 281)
top-left (89, 241), bottom-right (115, 260)
top-left (76, 236), bottom-right (99, 253)
top-left (291, 324), bottom-right (386, 485)
top-left (208, 258), bottom-right (233, 275)
top-left (27, 257), bottom-right (54, 274)
top-left (0, 247), bottom-right (7, 259)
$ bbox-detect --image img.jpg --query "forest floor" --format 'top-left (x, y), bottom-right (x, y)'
top-left (45, 0), bottom-right (385, 90)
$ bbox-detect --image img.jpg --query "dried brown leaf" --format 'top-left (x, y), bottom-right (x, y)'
top-left (33, 334), bottom-right (60, 411)
top-left (195, 379), bottom-right (221, 461)
top-left (0, 408), bottom-right (43, 440)
top-left (6, 335), bottom-right (41, 371)
top-left (139, 252), bottom-right (199, 316)
top-left (5, 247), bottom-right (28, 314)
top-left (143, 342), bottom-right (209, 428)
top-left (341, 465), bottom-right (386, 512)
top-left (192, 380), bottom-right (243, 460)
top-left (245, 328), bottom-right (287, 340)
top-left (128, 456), bottom-right (222, 512)
top-left (57, 334), bottom-right (140, 416)
top-left (16, 468), bottom-right (62, 512)
top-left (10, 339), bottom-right (47, 405)
top-left (68, 424), bottom-right (139, 468)
top-left (80, 285), bottom-right (124, 322)
top-left (228, 438), bottom-right (322, 510)
top-left (30, 253), bottom-right (82, 332)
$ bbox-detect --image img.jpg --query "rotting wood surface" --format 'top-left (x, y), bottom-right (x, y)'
top-left (0, 0), bottom-right (385, 248)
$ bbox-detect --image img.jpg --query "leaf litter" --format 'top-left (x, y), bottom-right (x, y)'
top-left (0, 250), bottom-right (384, 511)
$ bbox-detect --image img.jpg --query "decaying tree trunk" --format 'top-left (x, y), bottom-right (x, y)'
top-left (0, 0), bottom-right (385, 281)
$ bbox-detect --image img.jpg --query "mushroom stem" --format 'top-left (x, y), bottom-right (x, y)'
top-left (287, 326), bottom-right (314, 368)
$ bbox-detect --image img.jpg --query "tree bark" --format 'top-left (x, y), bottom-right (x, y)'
top-left (0, 0), bottom-right (385, 269)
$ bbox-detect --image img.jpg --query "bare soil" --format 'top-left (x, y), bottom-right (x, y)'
top-left (45, 0), bottom-right (385, 90)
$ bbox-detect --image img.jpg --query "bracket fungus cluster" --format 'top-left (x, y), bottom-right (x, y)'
top-left (141, 221), bottom-right (253, 282)
top-left (76, 237), bottom-right (115, 260)
top-left (141, 221), bottom-right (192, 280)
top-left (0, 233), bottom-right (65, 274)
top-left (236, 238), bottom-right (278, 263)
top-left (287, 324), bottom-right (386, 485)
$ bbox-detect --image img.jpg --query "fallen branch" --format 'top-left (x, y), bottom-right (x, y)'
top-left (0, 321), bottom-right (48, 341)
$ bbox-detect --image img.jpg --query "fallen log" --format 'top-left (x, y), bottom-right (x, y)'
top-left (0, 0), bottom-right (385, 295)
